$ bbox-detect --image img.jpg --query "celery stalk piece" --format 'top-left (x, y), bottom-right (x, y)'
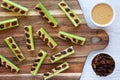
top-left (34, 2), bottom-right (58, 28)
top-left (0, 18), bottom-right (19, 31)
top-left (58, 31), bottom-right (86, 45)
top-left (50, 46), bottom-right (74, 63)
top-left (1, 0), bottom-right (29, 16)
top-left (36, 28), bottom-right (58, 49)
top-left (58, 0), bottom-right (82, 27)
top-left (4, 36), bottom-right (25, 62)
top-left (31, 49), bottom-right (47, 76)
top-left (0, 54), bottom-right (20, 73)
top-left (24, 25), bottom-right (34, 51)
top-left (44, 62), bottom-right (69, 80)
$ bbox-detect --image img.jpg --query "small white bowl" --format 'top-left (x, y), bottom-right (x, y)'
top-left (90, 3), bottom-right (115, 27)
top-left (91, 52), bottom-right (115, 77)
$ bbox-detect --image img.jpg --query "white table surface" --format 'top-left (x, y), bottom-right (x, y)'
top-left (78, 0), bottom-right (120, 80)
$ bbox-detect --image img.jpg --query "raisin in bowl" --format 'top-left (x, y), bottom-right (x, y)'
top-left (91, 53), bottom-right (115, 77)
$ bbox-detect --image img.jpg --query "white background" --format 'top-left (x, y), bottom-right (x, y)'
top-left (78, 0), bottom-right (120, 80)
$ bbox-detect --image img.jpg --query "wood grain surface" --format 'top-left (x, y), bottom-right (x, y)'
top-left (0, 0), bottom-right (109, 80)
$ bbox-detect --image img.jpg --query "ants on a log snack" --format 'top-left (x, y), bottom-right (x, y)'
top-left (36, 28), bottom-right (58, 49)
top-left (31, 49), bottom-right (47, 76)
top-left (34, 2), bottom-right (58, 28)
top-left (24, 25), bottom-right (34, 51)
top-left (0, 54), bottom-right (20, 73)
top-left (50, 46), bottom-right (74, 63)
top-left (58, 0), bottom-right (82, 27)
top-left (92, 53), bottom-right (115, 76)
top-left (0, 18), bottom-right (19, 31)
top-left (58, 31), bottom-right (86, 46)
top-left (4, 36), bottom-right (25, 62)
top-left (44, 62), bottom-right (69, 80)
top-left (1, 0), bottom-right (29, 16)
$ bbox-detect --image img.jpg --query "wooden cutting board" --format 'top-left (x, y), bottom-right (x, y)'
top-left (0, 0), bottom-right (109, 80)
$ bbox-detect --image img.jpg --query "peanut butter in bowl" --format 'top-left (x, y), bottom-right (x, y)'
top-left (91, 3), bottom-right (115, 27)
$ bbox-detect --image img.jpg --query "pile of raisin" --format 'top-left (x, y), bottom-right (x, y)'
top-left (92, 53), bottom-right (115, 76)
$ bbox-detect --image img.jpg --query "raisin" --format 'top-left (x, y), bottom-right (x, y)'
top-left (42, 34), bottom-right (45, 39)
top-left (49, 42), bottom-right (54, 48)
top-left (60, 3), bottom-right (66, 6)
top-left (44, 17), bottom-right (49, 21)
top-left (38, 52), bottom-right (43, 57)
top-left (12, 69), bottom-right (16, 72)
top-left (9, 6), bottom-right (14, 9)
top-left (12, 44), bottom-right (16, 48)
top-left (92, 53), bottom-right (115, 76)
top-left (7, 65), bottom-right (11, 70)
top-left (60, 34), bottom-right (65, 38)
top-left (69, 13), bottom-right (74, 17)
top-left (31, 68), bottom-right (35, 71)
top-left (12, 21), bottom-right (17, 26)
top-left (39, 12), bottom-right (45, 16)
top-left (50, 56), bottom-right (55, 60)
top-left (0, 59), bottom-right (1, 66)
top-left (14, 8), bottom-right (20, 12)
top-left (73, 38), bottom-right (76, 42)
top-left (66, 37), bottom-right (71, 41)
top-left (26, 39), bottom-right (30, 43)
top-left (25, 33), bottom-right (30, 38)
top-left (33, 64), bottom-right (37, 67)
top-left (8, 38), bottom-right (13, 43)
top-left (18, 55), bottom-right (23, 59)
top-left (15, 50), bottom-right (21, 54)
top-left (35, 59), bottom-right (40, 62)
top-left (65, 8), bottom-right (70, 12)
top-left (20, 10), bottom-right (25, 14)
top-left (44, 73), bottom-right (49, 76)
top-left (45, 38), bottom-right (49, 43)
top-left (24, 27), bottom-right (29, 32)
top-left (50, 22), bottom-right (54, 26)
top-left (67, 48), bottom-right (73, 52)
top-left (35, 7), bottom-right (41, 10)
top-left (62, 64), bottom-right (67, 68)
top-left (74, 19), bottom-right (79, 24)
top-left (61, 51), bottom-right (67, 54)
top-left (2, 2), bottom-right (8, 7)
top-left (3, 62), bottom-right (6, 66)
top-left (38, 31), bottom-right (41, 36)
top-left (27, 45), bottom-right (31, 49)
top-left (78, 40), bottom-right (82, 44)
top-left (0, 24), bottom-right (4, 29)
top-left (55, 54), bottom-right (61, 57)
top-left (55, 66), bottom-right (61, 70)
